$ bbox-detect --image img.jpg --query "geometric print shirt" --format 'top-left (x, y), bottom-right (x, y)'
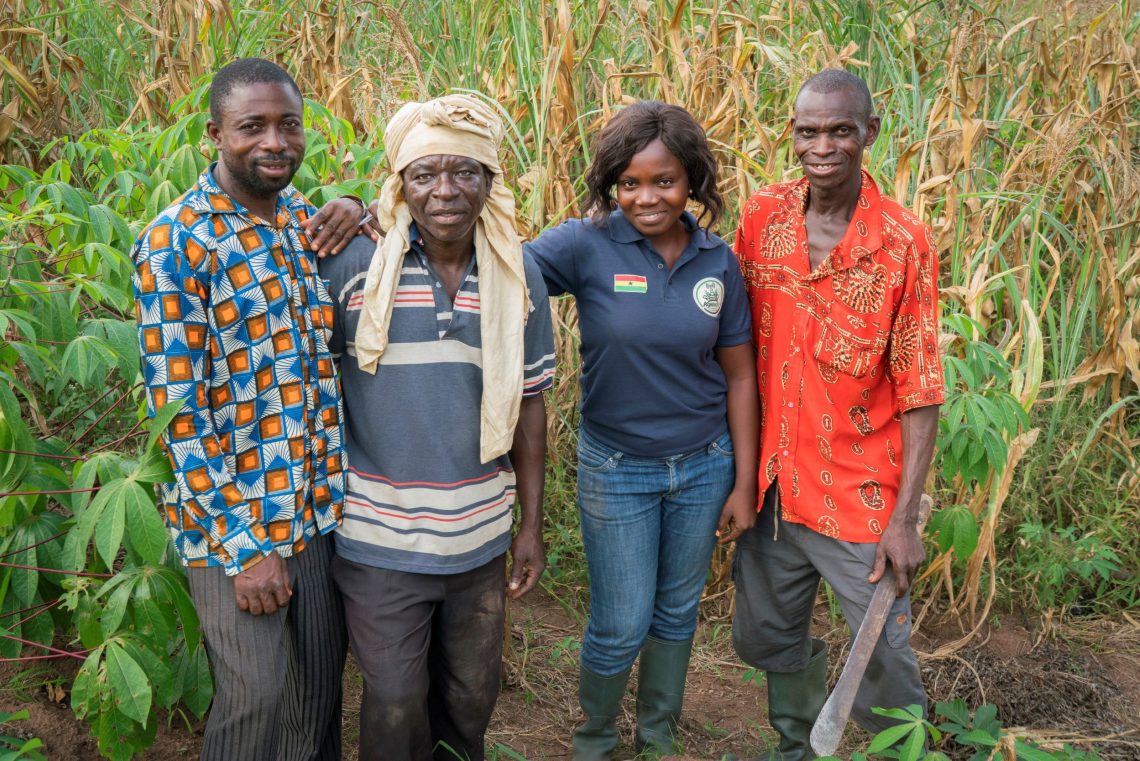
top-left (734, 171), bottom-right (944, 543)
top-left (131, 165), bottom-right (346, 576)
top-left (319, 231), bottom-right (555, 575)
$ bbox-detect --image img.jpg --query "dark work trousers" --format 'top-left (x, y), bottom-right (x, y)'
top-left (185, 532), bottom-right (346, 761)
top-left (732, 484), bottom-right (927, 732)
top-left (332, 553), bottom-right (507, 761)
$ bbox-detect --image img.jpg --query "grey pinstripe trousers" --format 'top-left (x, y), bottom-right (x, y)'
top-left (187, 532), bottom-right (346, 761)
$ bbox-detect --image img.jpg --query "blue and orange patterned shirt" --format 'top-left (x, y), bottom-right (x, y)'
top-left (131, 165), bottom-right (346, 576)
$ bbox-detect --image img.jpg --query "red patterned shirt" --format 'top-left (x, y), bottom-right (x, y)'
top-left (734, 171), bottom-right (944, 542)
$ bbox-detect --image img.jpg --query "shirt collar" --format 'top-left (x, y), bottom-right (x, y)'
top-left (407, 222), bottom-right (479, 274)
top-left (408, 221), bottom-right (425, 251)
top-left (792, 169), bottom-right (883, 275)
top-left (187, 163), bottom-right (307, 220)
top-left (605, 208), bottom-right (720, 250)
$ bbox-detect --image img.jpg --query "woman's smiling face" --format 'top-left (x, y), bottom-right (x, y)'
top-left (614, 138), bottom-right (690, 243)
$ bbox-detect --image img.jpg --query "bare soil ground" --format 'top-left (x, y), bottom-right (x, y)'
top-left (1, 593), bottom-right (1137, 760)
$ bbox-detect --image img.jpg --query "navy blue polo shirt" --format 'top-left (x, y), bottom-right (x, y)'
top-left (525, 210), bottom-right (751, 457)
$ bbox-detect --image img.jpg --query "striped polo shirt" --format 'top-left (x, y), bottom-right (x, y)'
top-left (319, 231), bottom-right (555, 574)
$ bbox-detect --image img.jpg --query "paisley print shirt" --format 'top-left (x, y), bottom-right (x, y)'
top-left (734, 171), bottom-right (944, 542)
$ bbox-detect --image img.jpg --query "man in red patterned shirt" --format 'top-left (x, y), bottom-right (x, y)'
top-left (731, 69), bottom-right (944, 759)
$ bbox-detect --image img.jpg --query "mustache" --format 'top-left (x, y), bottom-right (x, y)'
top-left (254, 153), bottom-right (296, 164)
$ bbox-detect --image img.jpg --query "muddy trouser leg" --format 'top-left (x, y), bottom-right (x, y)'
top-left (332, 554), bottom-right (436, 761)
top-left (427, 555), bottom-right (506, 761)
top-left (187, 533), bottom-right (344, 761)
top-left (791, 525), bottom-right (927, 733)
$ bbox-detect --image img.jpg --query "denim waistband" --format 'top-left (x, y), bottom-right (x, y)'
top-left (578, 425), bottom-right (730, 464)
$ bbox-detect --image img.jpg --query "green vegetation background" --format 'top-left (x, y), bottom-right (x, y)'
top-left (0, 0), bottom-right (1136, 758)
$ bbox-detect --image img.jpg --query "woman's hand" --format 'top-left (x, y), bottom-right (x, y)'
top-left (716, 487), bottom-right (757, 544)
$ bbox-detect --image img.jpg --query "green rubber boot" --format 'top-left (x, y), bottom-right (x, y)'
top-left (572, 663), bottom-right (632, 760)
top-left (635, 636), bottom-right (694, 755)
top-left (765, 638), bottom-right (829, 761)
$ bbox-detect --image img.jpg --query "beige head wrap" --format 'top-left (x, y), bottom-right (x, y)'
top-left (355, 94), bottom-right (528, 463)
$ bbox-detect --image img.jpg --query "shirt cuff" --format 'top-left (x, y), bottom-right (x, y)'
top-left (897, 386), bottom-right (946, 413)
top-left (523, 369), bottom-right (555, 397)
top-left (715, 330), bottom-right (753, 348)
top-left (218, 524), bottom-right (276, 577)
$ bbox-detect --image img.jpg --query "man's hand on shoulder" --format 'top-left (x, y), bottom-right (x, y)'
top-left (302, 197), bottom-right (382, 257)
top-left (233, 551), bottom-right (292, 615)
top-left (507, 523), bottom-right (545, 600)
top-left (869, 509), bottom-right (926, 597)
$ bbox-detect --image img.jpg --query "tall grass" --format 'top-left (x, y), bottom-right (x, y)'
top-left (0, 1), bottom-right (1137, 748)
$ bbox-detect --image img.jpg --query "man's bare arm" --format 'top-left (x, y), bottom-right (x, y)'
top-left (507, 394), bottom-right (547, 599)
top-left (869, 404), bottom-right (939, 596)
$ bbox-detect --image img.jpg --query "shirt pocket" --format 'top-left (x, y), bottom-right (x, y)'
top-left (810, 308), bottom-right (889, 380)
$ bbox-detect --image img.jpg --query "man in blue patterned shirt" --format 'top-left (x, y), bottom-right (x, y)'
top-left (131, 59), bottom-right (347, 761)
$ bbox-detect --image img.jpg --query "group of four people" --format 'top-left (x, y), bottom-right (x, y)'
top-left (131, 56), bottom-right (943, 761)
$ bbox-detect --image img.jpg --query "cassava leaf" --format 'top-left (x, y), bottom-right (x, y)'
top-left (103, 641), bottom-right (152, 724)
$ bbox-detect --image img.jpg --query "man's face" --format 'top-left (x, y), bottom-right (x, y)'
top-left (791, 86), bottom-right (880, 192)
top-left (402, 155), bottom-right (492, 247)
top-left (206, 81), bottom-right (305, 201)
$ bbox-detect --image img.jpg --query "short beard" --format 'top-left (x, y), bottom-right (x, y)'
top-left (220, 153), bottom-right (296, 199)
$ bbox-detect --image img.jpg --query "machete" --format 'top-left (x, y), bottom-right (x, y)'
top-left (809, 494), bottom-right (932, 758)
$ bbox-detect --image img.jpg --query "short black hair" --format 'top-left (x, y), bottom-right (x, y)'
top-left (584, 101), bottom-right (723, 228)
top-left (796, 69), bottom-right (874, 120)
top-left (208, 58), bottom-right (302, 123)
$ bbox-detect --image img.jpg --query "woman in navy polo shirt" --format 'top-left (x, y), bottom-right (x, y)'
top-left (526, 101), bottom-right (759, 758)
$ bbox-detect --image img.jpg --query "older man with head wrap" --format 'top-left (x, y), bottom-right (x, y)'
top-left (316, 94), bottom-right (555, 761)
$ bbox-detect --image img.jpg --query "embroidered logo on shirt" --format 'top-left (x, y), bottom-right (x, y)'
top-left (614, 274), bottom-right (648, 293)
top-left (692, 277), bottom-right (724, 316)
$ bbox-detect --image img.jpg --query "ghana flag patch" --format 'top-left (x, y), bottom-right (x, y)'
top-left (613, 274), bottom-right (648, 293)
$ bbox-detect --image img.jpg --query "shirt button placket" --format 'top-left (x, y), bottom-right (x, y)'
top-left (783, 309), bottom-right (810, 472)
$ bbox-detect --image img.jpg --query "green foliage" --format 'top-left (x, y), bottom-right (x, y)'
top-left (929, 313), bottom-right (1031, 574)
top-left (548, 634), bottom-right (581, 668)
top-left (0, 709), bottom-right (46, 761)
top-left (929, 504), bottom-right (979, 568)
top-left (929, 700), bottom-right (1099, 761)
top-left (936, 314), bottom-right (1030, 487)
top-left (824, 701), bottom-right (1102, 761)
top-left (740, 666), bottom-right (766, 687)
top-left (1013, 524), bottom-right (1123, 611)
top-left (998, 396), bottom-right (1139, 614)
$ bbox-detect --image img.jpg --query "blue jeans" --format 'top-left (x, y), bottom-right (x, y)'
top-left (576, 427), bottom-right (736, 676)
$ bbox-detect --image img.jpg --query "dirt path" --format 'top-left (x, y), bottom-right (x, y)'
top-left (1, 593), bottom-right (1137, 760)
